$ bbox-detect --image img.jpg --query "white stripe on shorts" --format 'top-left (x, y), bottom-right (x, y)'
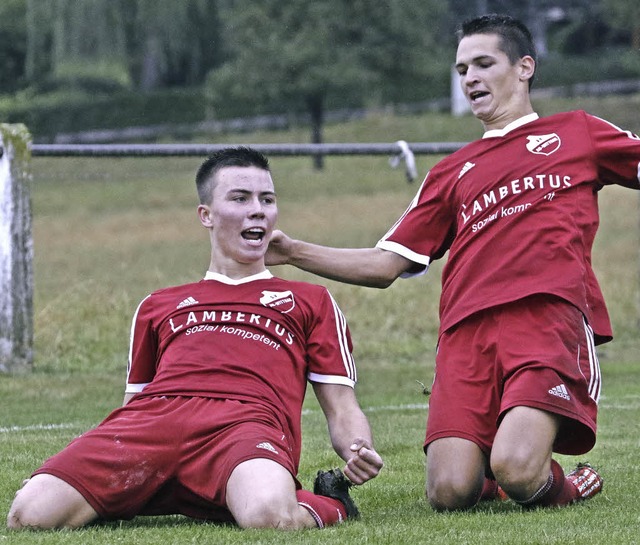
top-left (582, 319), bottom-right (601, 403)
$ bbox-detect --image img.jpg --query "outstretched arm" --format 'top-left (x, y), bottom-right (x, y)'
top-left (312, 383), bottom-right (383, 485)
top-left (267, 230), bottom-right (413, 288)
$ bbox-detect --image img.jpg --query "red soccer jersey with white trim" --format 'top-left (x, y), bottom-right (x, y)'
top-left (126, 270), bottom-right (356, 463)
top-left (378, 111), bottom-right (640, 343)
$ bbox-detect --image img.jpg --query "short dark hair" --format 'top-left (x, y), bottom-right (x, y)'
top-left (195, 146), bottom-right (270, 204)
top-left (457, 14), bottom-right (537, 87)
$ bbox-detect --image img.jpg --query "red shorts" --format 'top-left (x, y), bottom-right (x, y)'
top-left (34, 396), bottom-right (299, 521)
top-left (425, 294), bottom-right (601, 456)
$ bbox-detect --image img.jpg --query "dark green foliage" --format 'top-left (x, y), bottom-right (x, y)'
top-left (0, 0), bottom-right (27, 93)
top-left (0, 88), bottom-right (207, 141)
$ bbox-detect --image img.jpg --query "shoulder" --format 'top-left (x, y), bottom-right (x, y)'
top-left (139, 280), bottom-right (205, 308)
top-left (537, 110), bottom-right (590, 128)
top-left (542, 110), bottom-right (634, 138)
top-left (148, 280), bottom-right (203, 297)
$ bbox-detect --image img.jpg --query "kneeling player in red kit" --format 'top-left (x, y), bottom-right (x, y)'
top-left (266, 14), bottom-right (636, 511)
top-left (7, 147), bottom-right (383, 530)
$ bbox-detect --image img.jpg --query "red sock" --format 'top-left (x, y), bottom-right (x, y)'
top-left (296, 490), bottom-right (347, 528)
top-left (528, 459), bottom-right (579, 507)
top-left (480, 477), bottom-right (499, 500)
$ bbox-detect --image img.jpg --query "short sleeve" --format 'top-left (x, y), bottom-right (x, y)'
top-left (376, 171), bottom-right (456, 274)
top-left (587, 113), bottom-right (640, 189)
top-left (125, 294), bottom-right (158, 394)
top-left (305, 289), bottom-right (356, 388)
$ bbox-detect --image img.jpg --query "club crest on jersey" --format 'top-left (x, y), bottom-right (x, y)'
top-left (526, 133), bottom-right (561, 156)
top-left (260, 290), bottom-right (295, 314)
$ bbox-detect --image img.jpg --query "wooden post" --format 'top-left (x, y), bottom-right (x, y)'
top-left (0, 124), bottom-right (33, 373)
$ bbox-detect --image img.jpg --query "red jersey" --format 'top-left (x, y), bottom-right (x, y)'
top-left (126, 270), bottom-right (356, 462)
top-left (378, 111), bottom-right (640, 343)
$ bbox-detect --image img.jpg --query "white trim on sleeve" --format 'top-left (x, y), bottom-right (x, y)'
top-left (127, 294), bottom-right (151, 382)
top-left (327, 292), bottom-right (357, 382)
top-left (376, 240), bottom-right (430, 278)
top-left (125, 383), bottom-right (149, 394)
top-left (308, 373), bottom-right (355, 388)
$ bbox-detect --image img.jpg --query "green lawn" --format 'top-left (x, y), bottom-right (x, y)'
top-left (2, 97), bottom-right (640, 544)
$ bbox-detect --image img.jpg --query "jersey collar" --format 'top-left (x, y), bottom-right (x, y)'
top-left (204, 270), bottom-right (273, 285)
top-left (483, 113), bottom-right (539, 139)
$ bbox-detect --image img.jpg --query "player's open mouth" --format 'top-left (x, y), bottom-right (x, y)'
top-left (242, 228), bottom-right (265, 242)
top-left (470, 91), bottom-right (489, 102)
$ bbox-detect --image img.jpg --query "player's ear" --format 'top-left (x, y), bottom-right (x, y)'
top-left (519, 55), bottom-right (535, 83)
top-left (198, 204), bottom-right (213, 228)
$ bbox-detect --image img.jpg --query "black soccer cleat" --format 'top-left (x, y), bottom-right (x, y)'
top-left (314, 468), bottom-right (360, 519)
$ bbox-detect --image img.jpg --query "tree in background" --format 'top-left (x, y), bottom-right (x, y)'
top-left (26, 0), bottom-right (129, 90)
top-left (207, 0), bottom-right (449, 168)
top-left (3, 0), bottom-right (639, 140)
top-left (123, 0), bottom-right (226, 91)
top-left (600, 0), bottom-right (640, 49)
top-left (24, 0), bottom-right (225, 92)
top-left (0, 0), bottom-right (26, 93)
top-left (0, 0), bottom-right (27, 93)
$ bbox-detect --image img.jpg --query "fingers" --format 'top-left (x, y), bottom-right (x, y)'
top-left (265, 230), bottom-right (292, 266)
top-left (268, 229), bottom-right (284, 243)
top-left (343, 441), bottom-right (384, 485)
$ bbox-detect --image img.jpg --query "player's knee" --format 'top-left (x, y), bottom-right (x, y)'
top-left (7, 497), bottom-right (47, 530)
top-left (7, 475), bottom-right (97, 530)
top-left (491, 451), bottom-right (542, 498)
top-left (427, 474), bottom-right (480, 511)
top-left (234, 498), bottom-right (302, 530)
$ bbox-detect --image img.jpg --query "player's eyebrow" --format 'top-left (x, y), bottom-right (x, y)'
top-left (228, 188), bottom-right (276, 198)
top-left (455, 54), bottom-right (495, 71)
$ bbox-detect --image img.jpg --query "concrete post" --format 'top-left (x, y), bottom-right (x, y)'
top-left (450, 65), bottom-right (471, 117)
top-left (0, 124), bottom-right (33, 373)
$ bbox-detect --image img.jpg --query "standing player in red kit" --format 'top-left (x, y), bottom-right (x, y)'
top-left (267, 14), bottom-right (640, 510)
top-left (7, 147), bottom-right (383, 530)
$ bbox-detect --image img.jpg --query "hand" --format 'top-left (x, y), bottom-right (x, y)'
top-left (342, 438), bottom-right (383, 485)
top-left (265, 229), bottom-right (294, 266)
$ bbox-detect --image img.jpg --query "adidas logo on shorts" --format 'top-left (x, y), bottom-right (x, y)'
top-left (548, 383), bottom-right (571, 400)
top-left (256, 442), bottom-right (279, 454)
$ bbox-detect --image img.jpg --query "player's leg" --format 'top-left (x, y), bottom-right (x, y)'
top-left (424, 308), bottom-right (498, 511)
top-left (492, 295), bottom-right (604, 507)
top-left (492, 406), bottom-right (603, 506)
top-left (426, 437), bottom-right (487, 511)
top-left (226, 458), bottom-right (322, 529)
top-left (7, 474), bottom-right (98, 529)
top-left (490, 405), bottom-right (558, 501)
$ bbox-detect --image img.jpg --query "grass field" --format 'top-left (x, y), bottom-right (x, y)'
top-left (2, 96), bottom-right (640, 544)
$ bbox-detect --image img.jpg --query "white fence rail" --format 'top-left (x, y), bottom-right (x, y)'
top-left (4, 136), bottom-right (461, 373)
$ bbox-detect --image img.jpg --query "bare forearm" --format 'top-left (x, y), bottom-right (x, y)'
top-left (328, 409), bottom-right (383, 484)
top-left (329, 410), bottom-right (374, 461)
top-left (313, 383), bottom-right (383, 484)
top-left (288, 239), bottom-right (405, 288)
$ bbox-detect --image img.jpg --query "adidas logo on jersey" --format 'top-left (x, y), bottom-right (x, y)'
top-left (548, 383), bottom-right (571, 400)
top-left (177, 296), bottom-right (199, 309)
top-left (458, 161), bottom-right (476, 179)
top-left (256, 442), bottom-right (279, 454)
